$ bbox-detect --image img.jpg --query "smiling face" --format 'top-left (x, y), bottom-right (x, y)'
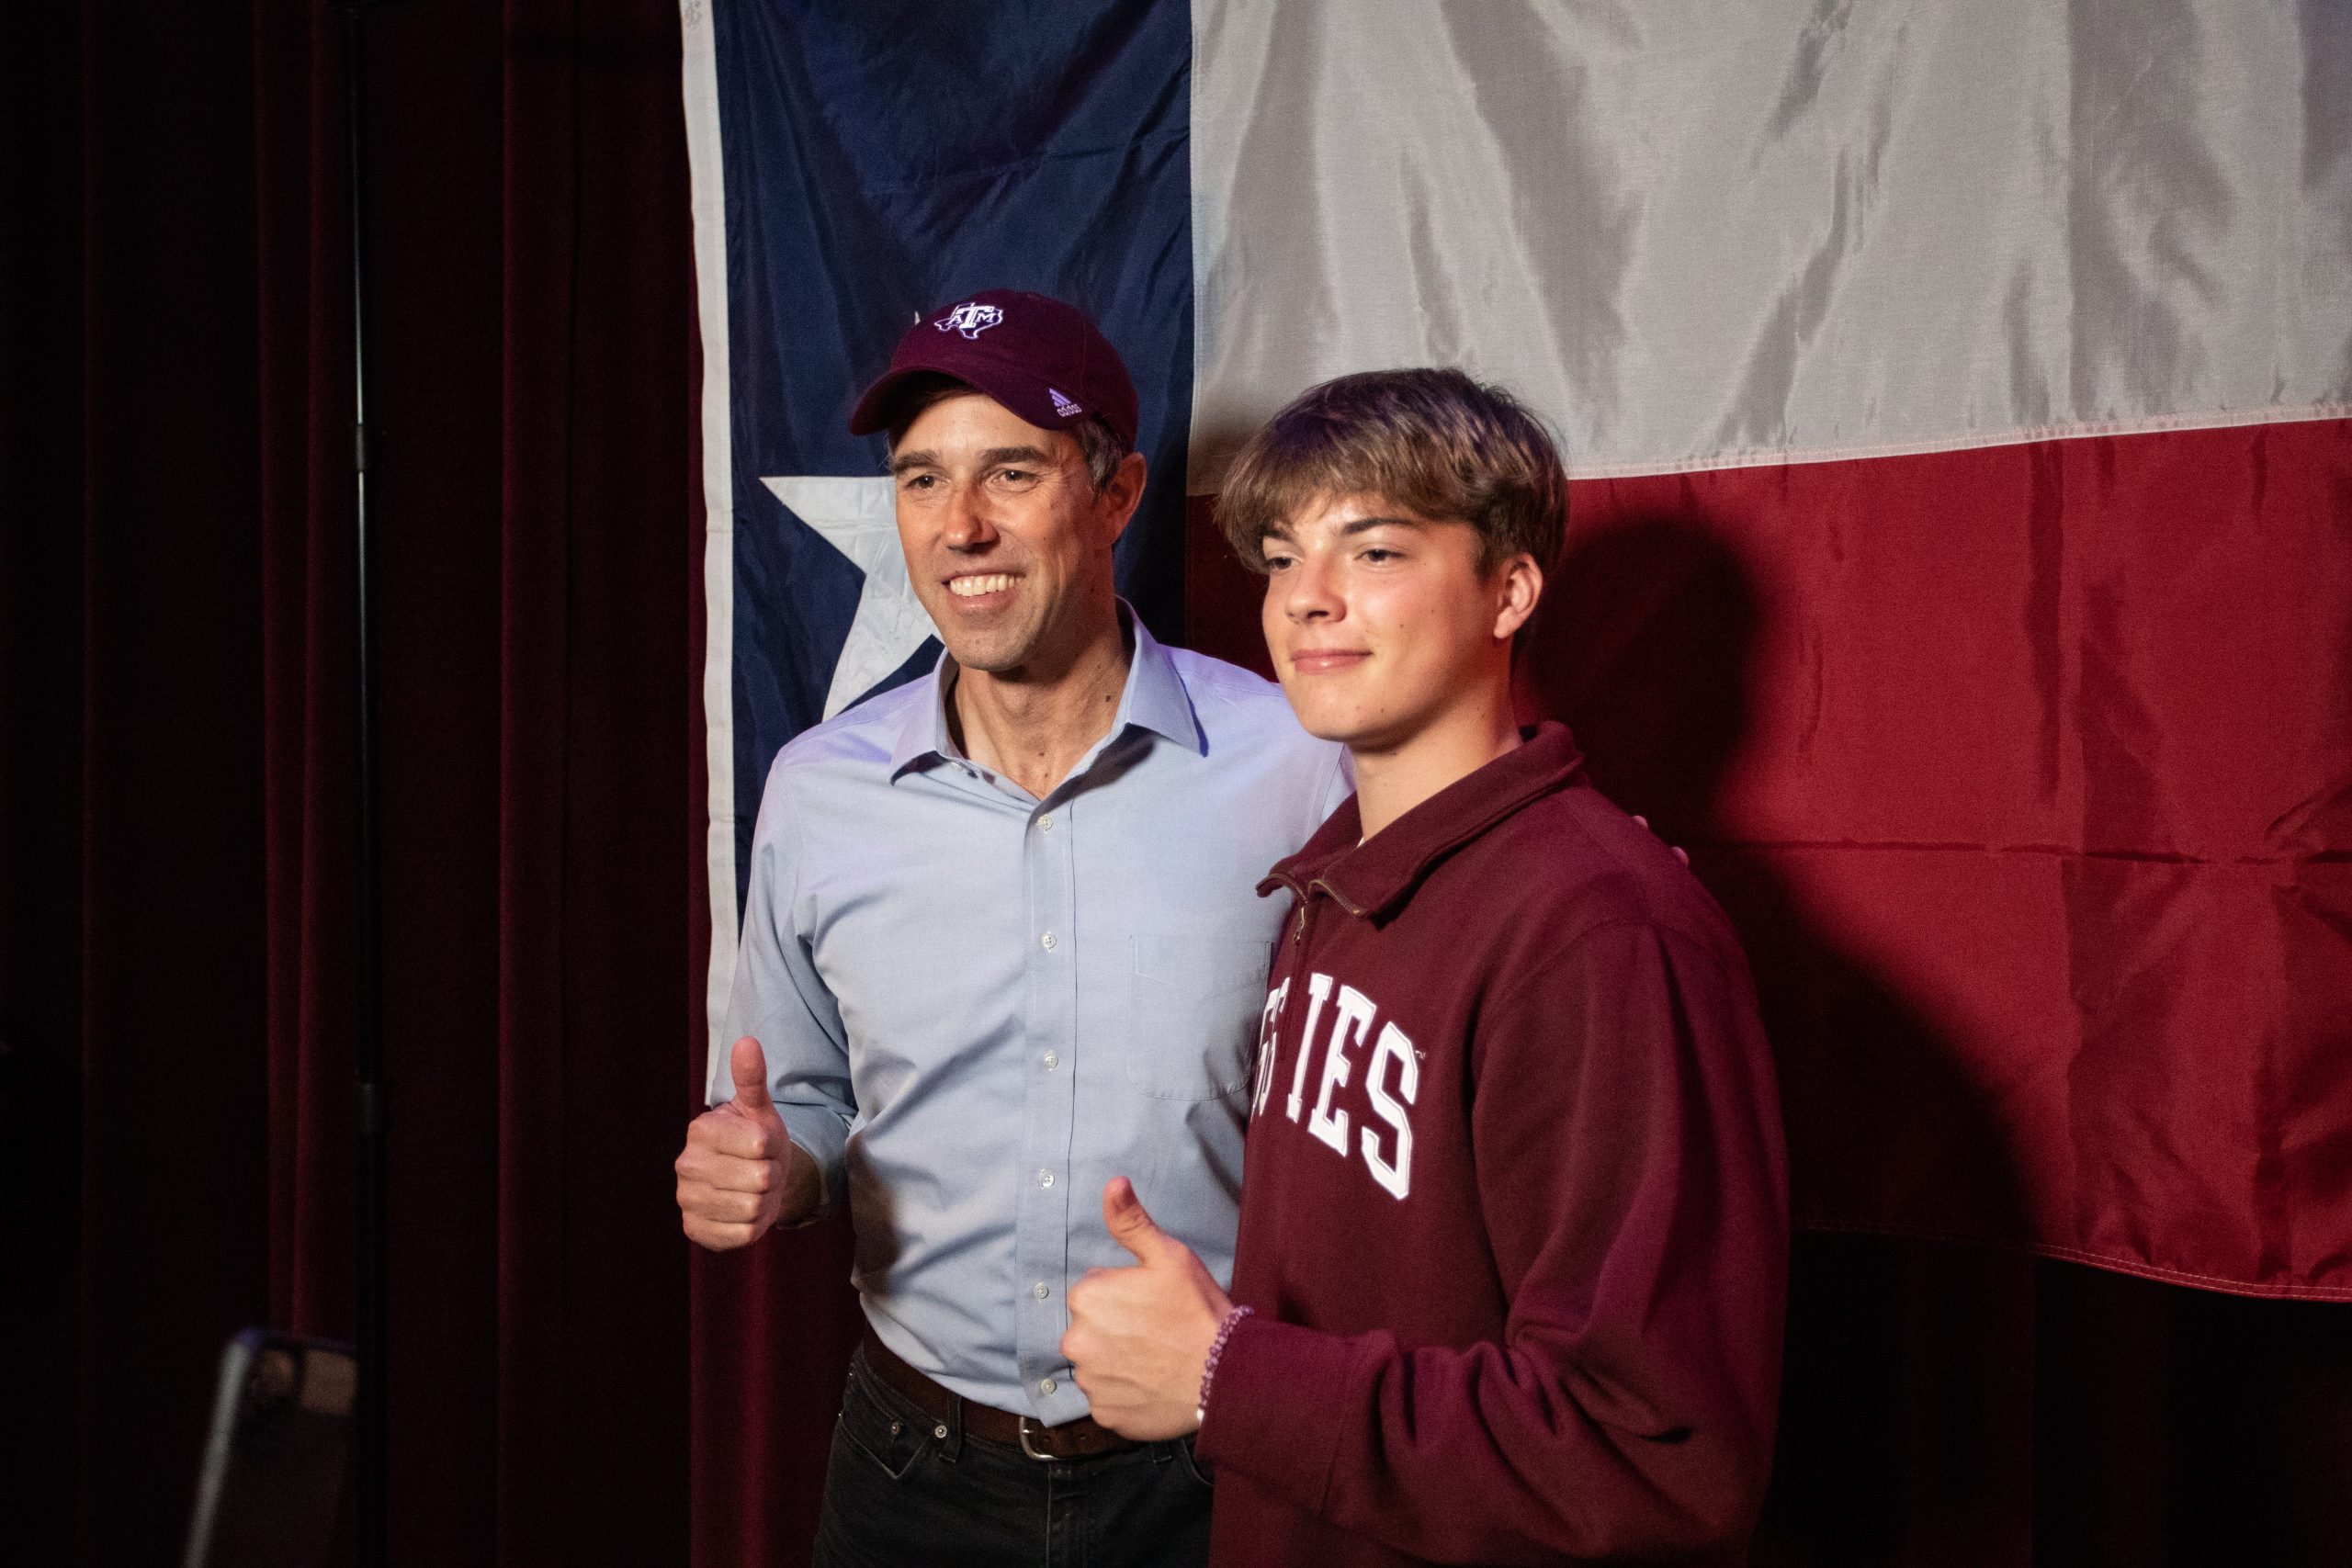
top-left (890, 390), bottom-right (1142, 677)
top-left (1261, 491), bottom-right (1540, 757)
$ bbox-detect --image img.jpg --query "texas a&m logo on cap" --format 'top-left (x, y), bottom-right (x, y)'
top-left (935, 300), bottom-right (1004, 339)
top-left (849, 288), bottom-right (1139, 449)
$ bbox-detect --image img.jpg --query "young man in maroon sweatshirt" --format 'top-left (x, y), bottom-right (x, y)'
top-left (1061, 368), bottom-right (1789, 1566)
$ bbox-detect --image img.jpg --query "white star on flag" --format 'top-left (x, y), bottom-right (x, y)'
top-left (760, 475), bottom-right (937, 719)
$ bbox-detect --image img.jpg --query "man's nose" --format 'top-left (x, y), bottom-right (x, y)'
top-left (941, 479), bottom-right (997, 550)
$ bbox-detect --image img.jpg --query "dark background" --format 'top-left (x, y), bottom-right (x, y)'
top-left (2, 4), bottom-right (2346, 1565)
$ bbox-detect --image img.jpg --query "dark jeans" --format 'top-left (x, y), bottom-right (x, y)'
top-left (813, 1345), bottom-right (1213, 1568)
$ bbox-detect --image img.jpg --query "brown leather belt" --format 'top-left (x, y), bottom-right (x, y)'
top-left (858, 1324), bottom-right (1141, 1461)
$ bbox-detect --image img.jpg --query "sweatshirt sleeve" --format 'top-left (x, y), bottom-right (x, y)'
top-left (1197, 919), bottom-right (1789, 1565)
top-left (714, 764), bottom-right (854, 1218)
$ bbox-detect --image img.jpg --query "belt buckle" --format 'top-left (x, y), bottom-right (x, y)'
top-left (1017, 1416), bottom-right (1062, 1462)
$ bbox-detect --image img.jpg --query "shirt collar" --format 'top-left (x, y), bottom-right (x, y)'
top-left (888, 600), bottom-right (1203, 779)
top-left (1260, 722), bottom-right (1586, 918)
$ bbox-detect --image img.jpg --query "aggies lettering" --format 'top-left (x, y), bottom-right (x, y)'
top-left (1250, 973), bottom-right (1420, 1201)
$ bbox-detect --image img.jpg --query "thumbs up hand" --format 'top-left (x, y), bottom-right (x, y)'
top-left (1061, 1177), bottom-right (1234, 1439)
top-left (673, 1036), bottom-right (818, 1250)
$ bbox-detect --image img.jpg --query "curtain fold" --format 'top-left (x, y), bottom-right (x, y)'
top-left (253, 0), bottom-right (357, 1350)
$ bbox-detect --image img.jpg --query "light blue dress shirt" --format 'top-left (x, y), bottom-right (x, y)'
top-left (717, 614), bottom-right (1349, 1423)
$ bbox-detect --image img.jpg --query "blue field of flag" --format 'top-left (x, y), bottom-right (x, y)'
top-left (707, 0), bottom-right (1195, 904)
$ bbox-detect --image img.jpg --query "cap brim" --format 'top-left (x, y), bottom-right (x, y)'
top-left (848, 356), bottom-right (1086, 441)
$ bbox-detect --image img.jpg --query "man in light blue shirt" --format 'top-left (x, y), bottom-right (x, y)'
top-left (671, 291), bottom-right (1344, 1567)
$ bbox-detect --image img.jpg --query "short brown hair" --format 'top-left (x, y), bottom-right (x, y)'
top-left (883, 371), bottom-right (1132, 496)
top-left (1217, 367), bottom-right (1566, 575)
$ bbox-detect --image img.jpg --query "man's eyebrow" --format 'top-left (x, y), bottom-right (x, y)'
top-left (978, 445), bottom-right (1053, 468)
top-left (891, 445), bottom-right (1056, 477)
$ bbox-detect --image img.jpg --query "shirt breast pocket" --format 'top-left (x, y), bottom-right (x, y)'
top-left (1125, 934), bottom-right (1273, 1101)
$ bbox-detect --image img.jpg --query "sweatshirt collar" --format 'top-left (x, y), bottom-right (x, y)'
top-left (1260, 722), bottom-right (1586, 919)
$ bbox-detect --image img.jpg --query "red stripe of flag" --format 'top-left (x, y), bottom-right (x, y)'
top-left (1191, 417), bottom-right (2352, 1298)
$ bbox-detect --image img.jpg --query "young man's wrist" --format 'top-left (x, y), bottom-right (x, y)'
top-left (1192, 1313), bottom-right (1367, 1512)
top-left (1193, 1303), bottom-right (1255, 1425)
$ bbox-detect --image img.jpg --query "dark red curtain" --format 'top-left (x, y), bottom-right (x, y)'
top-left (2, 1), bottom-right (697, 1562)
top-left (3, 6), bottom-right (2348, 1567)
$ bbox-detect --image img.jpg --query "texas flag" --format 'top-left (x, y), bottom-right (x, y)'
top-left (682, 1), bottom-right (2352, 1299)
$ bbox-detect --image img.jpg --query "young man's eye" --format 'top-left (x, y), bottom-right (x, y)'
top-left (1362, 547), bottom-right (1400, 563)
top-left (1261, 552), bottom-right (1295, 571)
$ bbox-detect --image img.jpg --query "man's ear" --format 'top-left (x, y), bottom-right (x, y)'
top-left (1098, 450), bottom-right (1148, 544)
top-left (1492, 552), bottom-right (1543, 641)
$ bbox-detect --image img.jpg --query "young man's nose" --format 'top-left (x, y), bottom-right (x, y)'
top-left (1281, 555), bottom-right (1343, 621)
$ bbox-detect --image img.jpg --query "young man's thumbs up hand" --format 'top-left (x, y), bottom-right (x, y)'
top-left (1062, 1177), bottom-right (1235, 1439)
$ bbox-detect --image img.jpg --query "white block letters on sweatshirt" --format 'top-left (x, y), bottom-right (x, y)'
top-left (1307, 984), bottom-right (1377, 1157)
top-left (1361, 1021), bottom-right (1419, 1200)
top-left (1285, 971), bottom-right (1333, 1122)
top-left (1278, 970), bottom-right (1419, 1200)
top-left (1250, 977), bottom-right (1290, 1119)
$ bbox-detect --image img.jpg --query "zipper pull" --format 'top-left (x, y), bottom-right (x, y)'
top-left (1293, 901), bottom-right (1306, 942)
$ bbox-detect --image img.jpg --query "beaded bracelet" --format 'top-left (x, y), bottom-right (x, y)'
top-left (1193, 1304), bottom-right (1255, 1427)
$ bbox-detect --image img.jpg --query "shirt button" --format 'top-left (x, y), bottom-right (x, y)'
top-left (1040, 931), bottom-right (1057, 951)
top-left (1038, 1169), bottom-right (1055, 1188)
top-left (1033, 1280), bottom-right (1050, 1300)
top-left (1037, 813), bottom-right (1054, 832)
top-left (1041, 1050), bottom-right (1058, 1069)
top-left (1039, 1377), bottom-right (1057, 1396)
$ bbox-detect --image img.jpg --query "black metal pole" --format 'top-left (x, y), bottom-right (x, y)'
top-left (342, 4), bottom-right (390, 1563)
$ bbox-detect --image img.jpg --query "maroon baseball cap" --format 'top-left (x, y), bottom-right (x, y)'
top-left (847, 288), bottom-right (1139, 448)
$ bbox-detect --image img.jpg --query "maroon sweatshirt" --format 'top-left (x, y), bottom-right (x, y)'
top-left (1196, 724), bottom-right (1787, 1567)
